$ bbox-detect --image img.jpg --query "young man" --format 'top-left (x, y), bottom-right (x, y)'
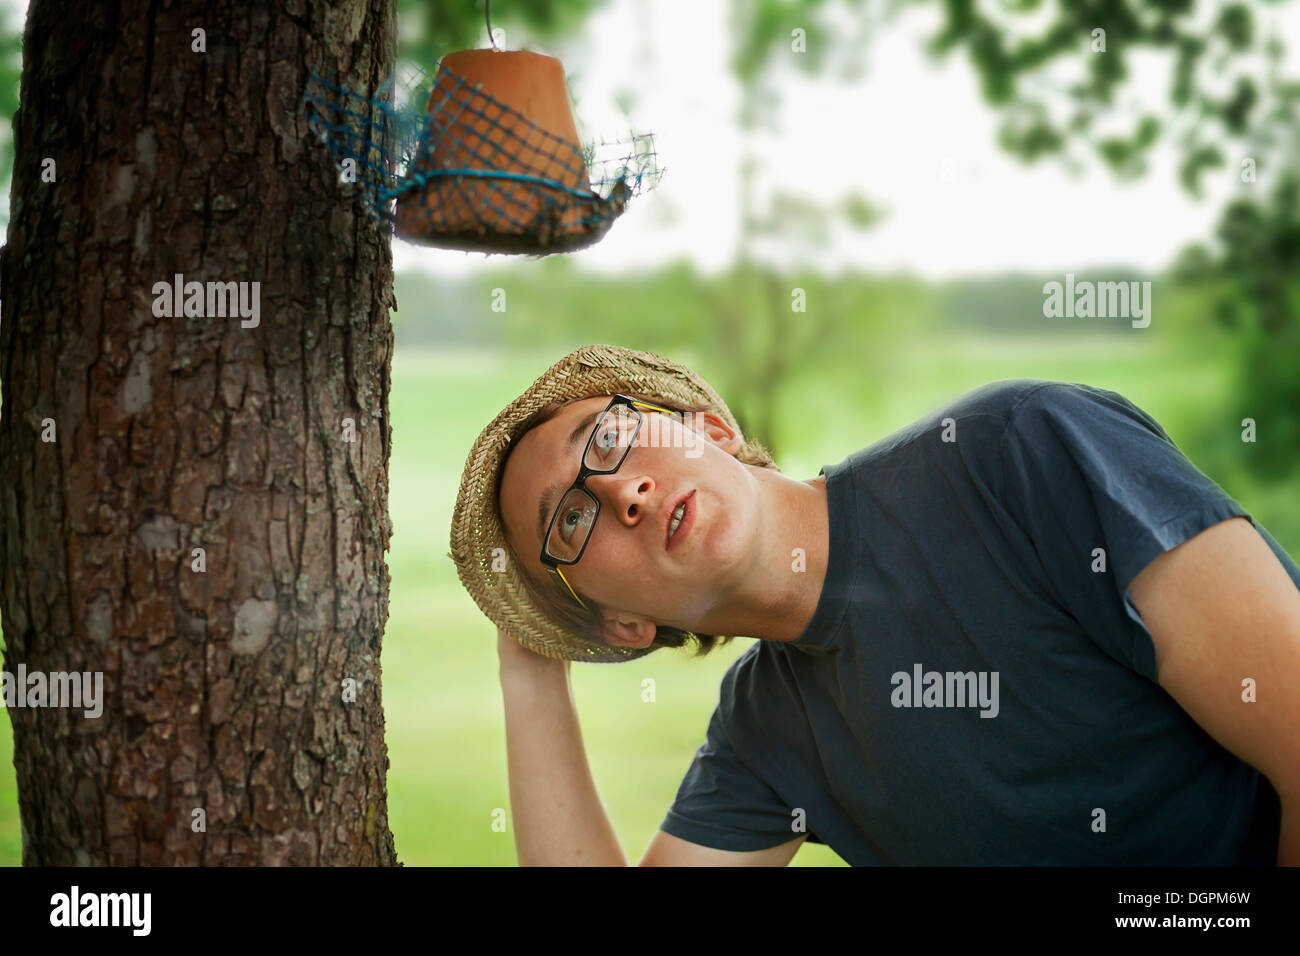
top-left (449, 343), bottom-right (1300, 866)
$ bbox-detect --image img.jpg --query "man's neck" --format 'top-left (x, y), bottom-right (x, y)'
top-left (690, 468), bottom-right (831, 643)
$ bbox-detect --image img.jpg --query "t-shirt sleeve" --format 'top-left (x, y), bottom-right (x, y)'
top-left (658, 704), bottom-right (803, 852)
top-left (998, 383), bottom-right (1254, 681)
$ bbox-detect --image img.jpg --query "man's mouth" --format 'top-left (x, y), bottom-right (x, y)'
top-left (665, 490), bottom-right (696, 552)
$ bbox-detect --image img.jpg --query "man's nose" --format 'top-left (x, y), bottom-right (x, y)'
top-left (588, 472), bottom-right (655, 526)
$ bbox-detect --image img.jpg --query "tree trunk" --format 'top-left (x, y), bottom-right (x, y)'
top-left (0, 0), bottom-right (399, 865)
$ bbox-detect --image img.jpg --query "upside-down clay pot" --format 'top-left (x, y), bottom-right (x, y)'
top-left (395, 49), bottom-right (592, 250)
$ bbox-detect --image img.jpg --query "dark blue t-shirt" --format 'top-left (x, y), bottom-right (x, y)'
top-left (659, 379), bottom-right (1294, 865)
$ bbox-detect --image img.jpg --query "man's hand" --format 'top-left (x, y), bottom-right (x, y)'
top-left (497, 626), bottom-right (570, 681)
top-left (1129, 516), bottom-right (1300, 865)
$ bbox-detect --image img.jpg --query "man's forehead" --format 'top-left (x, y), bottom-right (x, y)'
top-left (531, 395), bottom-right (609, 450)
top-left (557, 394), bottom-right (611, 424)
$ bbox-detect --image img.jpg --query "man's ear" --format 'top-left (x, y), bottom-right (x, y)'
top-left (600, 613), bottom-right (658, 649)
top-left (685, 411), bottom-right (742, 457)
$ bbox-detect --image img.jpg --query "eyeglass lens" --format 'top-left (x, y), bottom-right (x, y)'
top-left (544, 405), bottom-right (640, 562)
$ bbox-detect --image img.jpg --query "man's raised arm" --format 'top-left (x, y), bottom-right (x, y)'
top-left (496, 627), bottom-right (809, 867)
top-left (498, 627), bottom-right (629, 866)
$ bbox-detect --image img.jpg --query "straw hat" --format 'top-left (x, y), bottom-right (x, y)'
top-left (448, 343), bottom-right (744, 663)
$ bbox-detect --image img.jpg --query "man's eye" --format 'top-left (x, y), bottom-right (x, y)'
top-left (594, 424), bottom-right (622, 455)
top-left (559, 505), bottom-right (587, 541)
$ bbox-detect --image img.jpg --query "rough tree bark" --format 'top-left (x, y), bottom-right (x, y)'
top-left (0, 0), bottom-right (399, 864)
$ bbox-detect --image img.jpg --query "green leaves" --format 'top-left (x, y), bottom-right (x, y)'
top-left (895, 0), bottom-right (1292, 200)
top-left (1217, 3), bottom-right (1253, 50)
top-left (1178, 144), bottom-right (1223, 195)
top-left (1097, 114), bottom-right (1161, 178)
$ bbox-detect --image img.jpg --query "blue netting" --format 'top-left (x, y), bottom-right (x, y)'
top-left (302, 60), bottom-right (662, 255)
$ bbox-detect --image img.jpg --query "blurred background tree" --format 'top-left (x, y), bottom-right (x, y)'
top-left (720, 0), bottom-right (1298, 471)
top-left (0, 4), bottom-right (22, 191)
top-left (398, 0), bottom-right (600, 64)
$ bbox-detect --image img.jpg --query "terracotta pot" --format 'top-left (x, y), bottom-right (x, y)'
top-left (395, 49), bottom-right (593, 250)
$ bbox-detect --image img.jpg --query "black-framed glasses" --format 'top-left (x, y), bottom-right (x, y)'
top-left (539, 394), bottom-right (682, 610)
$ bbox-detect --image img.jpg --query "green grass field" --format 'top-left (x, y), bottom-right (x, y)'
top-left (2, 332), bottom-right (1291, 866)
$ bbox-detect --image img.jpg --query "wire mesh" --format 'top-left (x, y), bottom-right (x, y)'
top-left (302, 59), bottom-right (662, 255)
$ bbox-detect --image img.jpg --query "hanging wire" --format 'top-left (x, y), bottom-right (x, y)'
top-left (486, 0), bottom-right (499, 51)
